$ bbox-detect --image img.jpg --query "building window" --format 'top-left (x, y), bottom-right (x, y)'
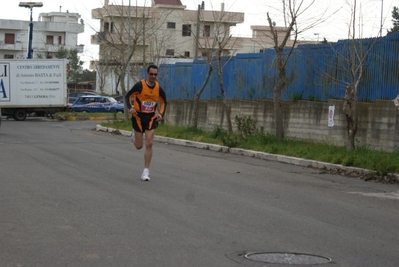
top-left (184, 51), bottom-right (190, 57)
top-left (182, 24), bottom-right (191, 36)
top-left (203, 25), bottom-right (211, 37)
top-left (5, 33), bottom-right (15, 44)
top-left (166, 49), bottom-right (174, 56)
top-left (201, 51), bottom-right (208, 57)
top-left (167, 22), bottom-right (176, 29)
top-left (104, 22), bottom-right (114, 33)
top-left (46, 35), bottom-right (54, 45)
top-left (58, 36), bottom-right (62, 45)
top-left (4, 54), bottom-right (14, 59)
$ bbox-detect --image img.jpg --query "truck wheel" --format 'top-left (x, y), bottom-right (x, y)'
top-left (13, 109), bottom-right (27, 121)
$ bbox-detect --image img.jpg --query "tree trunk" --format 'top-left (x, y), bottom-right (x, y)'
top-left (274, 50), bottom-right (286, 141)
top-left (217, 57), bottom-right (233, 134)
top-left (118, 70), bottom-right (130, 121)
top-left (343, 85), bottom-right (358, 150)
top-left (192, 64), bottom-right (212, 130)
top-left (274, 85), bottom-right (284, 141)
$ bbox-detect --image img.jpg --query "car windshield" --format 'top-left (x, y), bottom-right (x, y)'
top-left (108, 97), bottom-right (118, 103)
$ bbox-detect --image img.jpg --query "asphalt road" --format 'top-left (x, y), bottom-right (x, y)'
top-left (0, 118), bottom-right (398, 267)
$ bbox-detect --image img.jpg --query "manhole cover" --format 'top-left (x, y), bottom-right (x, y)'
top-left (245, 252), bottom-right (331, 265)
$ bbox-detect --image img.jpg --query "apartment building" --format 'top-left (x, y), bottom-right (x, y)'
top-left (90, 0), bottom-right (297, 94)
top-left (91, 0), bottom-right (244, 63)
top-left (0, 11), bottom-right (84, 60)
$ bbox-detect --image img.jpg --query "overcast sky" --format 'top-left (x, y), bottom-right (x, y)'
top-left (1, 0), bottom-right (397, 68)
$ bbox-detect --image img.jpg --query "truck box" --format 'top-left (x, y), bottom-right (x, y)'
top-left (0, 59), bottom-right (68, 121)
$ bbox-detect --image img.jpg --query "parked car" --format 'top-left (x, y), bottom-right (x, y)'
top-left (113, 95), bottom-right (124, 103)
top-left (68, 95), bottom-right (124, 113)
top-left (68, 91), bottom-right (99, 104)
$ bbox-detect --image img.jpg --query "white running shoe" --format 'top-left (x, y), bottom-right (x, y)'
top-left (130, 131), bottom-right (134, 143)
top-left (141, 168), bottom-right (150, 181)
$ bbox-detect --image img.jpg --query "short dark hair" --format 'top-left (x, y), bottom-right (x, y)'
top-left (147, 64), bottom-right (158, 73)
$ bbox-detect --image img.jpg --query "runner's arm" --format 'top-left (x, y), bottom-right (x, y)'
top-left (158, 87), bottom-right (167, 117)
top-left (125, 82), bottom-right (142, 110)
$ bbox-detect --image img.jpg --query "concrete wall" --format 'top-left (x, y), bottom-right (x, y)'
top-left (164, 99), bottom-right (399, 152)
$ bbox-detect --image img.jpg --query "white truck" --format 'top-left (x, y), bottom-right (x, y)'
top-left (0, 59), bottom-right (68, 121)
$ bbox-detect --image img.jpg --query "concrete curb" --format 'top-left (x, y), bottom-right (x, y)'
top-left (66, 116), bottom-right (112, 121)
top-left (96, 125), bottom-right (399, 182)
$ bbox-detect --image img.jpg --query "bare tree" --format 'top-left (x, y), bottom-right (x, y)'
top-left (215, 34), bottom-right (234, 134)
top-left (337, 0), bottom-right (379, 150)
top-left (266, 0), bottom-right (334, 141)
top-left (96, 61), bottom-right (110, 95)
top-left (190, 7), bottom-right (217, 130)
top-left (190, 6), bottom-right (242, 133)
top-left (92, 1), bottom-right (171, 120)
top-left (192, 57), bottom-right (213, 130)
top-left (316, 0), bottom-right (382, 150)
top-left (266, 1), bottom-right (302, 141)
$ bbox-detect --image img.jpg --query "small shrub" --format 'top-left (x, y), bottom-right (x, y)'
top-left (211, 126), bottom-right (227, 139)
top-left (291, 93), bottom-right (302, 101)
top-left (222, 133), bottom-right (242, 147)
top-left (235, 115), bottom-right (261, 138)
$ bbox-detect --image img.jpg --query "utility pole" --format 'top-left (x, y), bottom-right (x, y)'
top-left (195, 4), bottom-right (200, 59)
top-left (127, 0), bottom-right (131, 93)
top-left (143, 13), bottom-right (146, 65)
top-left (19, 2), bottom-right (43, 59)
top-left (380, 0), bottom-right (383, 36)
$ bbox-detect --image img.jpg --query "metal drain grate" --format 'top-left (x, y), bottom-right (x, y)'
top-left (245, 252), bottom-right (332, 265)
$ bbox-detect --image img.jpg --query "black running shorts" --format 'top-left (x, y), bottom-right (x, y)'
top-left (131, 113), bottom-right (159, 133)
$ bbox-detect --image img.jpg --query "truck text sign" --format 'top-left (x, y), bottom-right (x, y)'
top-left (0, 59), bottom-right (67, 107)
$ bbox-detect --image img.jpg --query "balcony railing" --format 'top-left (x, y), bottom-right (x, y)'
top-left (0, 42), bottom-right (23, 51)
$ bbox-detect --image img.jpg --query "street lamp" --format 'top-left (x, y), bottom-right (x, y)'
top-left (19, 2), bottom-right (43, 59)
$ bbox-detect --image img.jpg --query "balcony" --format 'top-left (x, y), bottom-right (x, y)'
top-left (92, 6), bottom-right (151, 20)
top-left (91, 31), bottom-right (148, 46)
top-left (36, 22), bottom-right (84, 34)
top-left (197, 36), bottom-right (243, 50)
top-left (183, 10), bottom-right (244, 25)
top-left (0, 42), bottom-right (23, 51)
top-left (0, 19), bottom-right (26, 30)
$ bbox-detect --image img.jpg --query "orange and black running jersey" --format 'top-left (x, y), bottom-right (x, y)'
top-left (125, 80), bottom-right (167, 116)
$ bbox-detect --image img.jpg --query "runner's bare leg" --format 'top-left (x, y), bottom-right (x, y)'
top-left (144, 129), bottom-right (155, 168)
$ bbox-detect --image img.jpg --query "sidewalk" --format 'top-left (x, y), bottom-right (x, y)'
top-left (95, 125), bottom-right (399, 182)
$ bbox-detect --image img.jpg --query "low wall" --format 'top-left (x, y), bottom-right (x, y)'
top-left (164, 99), bottom-right (399, 152)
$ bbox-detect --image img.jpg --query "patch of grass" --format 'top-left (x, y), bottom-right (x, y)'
top-left (55, 111), bottom-right (125, 119)
top-left (99, 120), bottom-right (399, 174)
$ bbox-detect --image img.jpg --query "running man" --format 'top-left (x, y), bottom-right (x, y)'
top-left (125, 64), bottom-right (167, 181)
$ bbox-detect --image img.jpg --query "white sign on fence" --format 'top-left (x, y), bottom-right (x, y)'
top-left (328, 106), bottom-right (335, 127)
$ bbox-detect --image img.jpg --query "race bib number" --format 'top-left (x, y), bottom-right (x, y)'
top-left (141, 101), bottom-right (156, 113)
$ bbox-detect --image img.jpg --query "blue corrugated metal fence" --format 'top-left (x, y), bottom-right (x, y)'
top-left (148, 32), bottom-right (399, 102)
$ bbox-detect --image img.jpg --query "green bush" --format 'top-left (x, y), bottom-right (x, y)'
top-left (222, 133), bottom-right (243, 147)
top-left (235, 115), bottom-right (259, 138)
top-left (211, 126), bottom-right (227, 139)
